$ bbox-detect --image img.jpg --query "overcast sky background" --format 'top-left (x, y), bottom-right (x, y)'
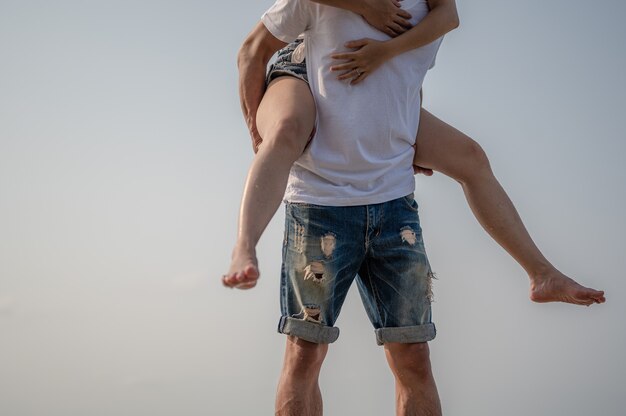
top-left (1, 0), bottom-right (625, 415)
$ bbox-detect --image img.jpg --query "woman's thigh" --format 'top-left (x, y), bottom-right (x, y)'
top-left (414, 109), bottom-right (488, 180)
top-left (256, 76), bottom-right (316, 145)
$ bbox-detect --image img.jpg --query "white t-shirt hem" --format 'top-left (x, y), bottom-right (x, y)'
top-left (284, 185), bottom-right (416, 207)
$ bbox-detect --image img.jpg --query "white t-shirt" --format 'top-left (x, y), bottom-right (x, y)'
top-left (262, 0), bottom-right (442, 206)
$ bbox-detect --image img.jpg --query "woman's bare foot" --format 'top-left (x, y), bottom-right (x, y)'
top-left (222, 245), bottom-right (260, 290)
top-left (529, 268), bottom-right (605, 306)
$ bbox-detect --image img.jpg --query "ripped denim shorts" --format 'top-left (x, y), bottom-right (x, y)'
top-left (277, 194), bottom-right (436, 345)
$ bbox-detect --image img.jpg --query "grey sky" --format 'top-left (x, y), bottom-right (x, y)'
top-left (1, 0), bottom-right (625, 415)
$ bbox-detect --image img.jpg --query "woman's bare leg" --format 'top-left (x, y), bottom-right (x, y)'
top-left (414, 109), bottom-right (605, 305)
top-left (223, 76), bottom-right (316, 289)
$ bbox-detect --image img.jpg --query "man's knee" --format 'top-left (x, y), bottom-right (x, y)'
top-left (386, 342), bottom-right (433, 380)
top-left (283, 336), bottom-right (328, 373)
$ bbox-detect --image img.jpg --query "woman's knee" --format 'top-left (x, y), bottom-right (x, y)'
top-left (260, 116), bottom-right (313, 155)
top-left (455, 139), bottom-right (492, 184)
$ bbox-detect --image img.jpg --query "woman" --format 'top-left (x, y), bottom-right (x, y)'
top-left (223, 0), bottom-right (604, 305)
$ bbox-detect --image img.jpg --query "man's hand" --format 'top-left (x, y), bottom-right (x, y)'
top-left (413, 165), bottom-right (433, 176)
top-left (238, 23), bottom-right (286, 154)
top-left (359, 0), bottom-right (412, 37)
top-left (249, 123), bottom-right (263, 153)
top-left (412, 141), bottom-right (433, 175)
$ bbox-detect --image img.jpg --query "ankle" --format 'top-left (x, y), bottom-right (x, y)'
top-left (528, 262), bottom-right (556, 282)
top-left (233, 239), bottom-right (256, 254)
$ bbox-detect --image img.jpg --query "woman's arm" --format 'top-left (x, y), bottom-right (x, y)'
top-left (385, 0), bottom-right (458, 56)
top-left (310, 0), bottom-right (413, 37)
top-left (330, 0), bottom-right (459, 84)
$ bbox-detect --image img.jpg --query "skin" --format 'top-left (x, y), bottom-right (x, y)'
top-left (312, 0), bottom-right (414, 37)
top-left (224, 0), bottom-right (605, 305)
top-left (275, 337), bottom-right (441, 416)
top-left (226, 0), bottom-right (457, 289)
top-left (329, 0), bottom-right (460, 84)
top-left (226, 1), bottom-right (606, 413)
top-left (231, 6), bottom-right (454, 413)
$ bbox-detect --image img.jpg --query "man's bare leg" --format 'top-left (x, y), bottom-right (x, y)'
top-left (385, 342), bottom-right (441, 416)
top-left (222, 76), bottom-right (316, 289)
top-left (275, 336), bottom-right (327, 416)
top-left (414, 109), bottom-right (605, 305)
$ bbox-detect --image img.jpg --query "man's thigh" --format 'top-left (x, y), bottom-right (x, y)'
top-left (278, 202), bottom-right (366, 344)
top-left (356, 194), bottom-right (437, 346)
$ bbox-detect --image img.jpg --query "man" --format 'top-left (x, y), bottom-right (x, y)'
top-left (237, 0), bottom-right (445, 414)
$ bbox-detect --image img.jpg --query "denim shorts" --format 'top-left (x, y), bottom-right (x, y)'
top-left (278, 194), bottom-right (436, 345)
top-left (266, 38), bottom-right (308, 85)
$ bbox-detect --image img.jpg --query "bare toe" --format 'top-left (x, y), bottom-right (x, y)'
top-left (530, 269), bottom-right (605, 306)
top-left (222, 246), bottom-right (260, 290)
top-left (222, 273), bottom-right (238, 288)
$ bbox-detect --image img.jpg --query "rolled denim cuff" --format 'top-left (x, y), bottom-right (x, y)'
top-left (278, 316), bottom-right (340, 344)
top-left (375, 323), bottom-right (436, 346)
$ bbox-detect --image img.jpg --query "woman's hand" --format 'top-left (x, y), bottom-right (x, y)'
top-left (330, 38), bottom-right (392, 85)
top-left (359, 0), bottom-right (412, 37)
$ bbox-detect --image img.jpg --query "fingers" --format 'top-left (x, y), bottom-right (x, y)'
top-left (335, 68), bottom-right (367, 84)
top-left (383, 27), bottom-right (397, 37)
top-left (253, 138), bottom-right (262, 153)
top-left (331, 62), bottom-right (357, 72)
top-left (251, 128), bottom-right (263, 153)
top-left (350, 71), bottom-right (367, 85)
top-left (330, 52), bottom-right (355, 61)
top-left (388, 22), bottom-right (407, 35)
top-left (393, 16), bottom-right (412, 29)
top-left (336, 68), bottom-right (367, 83)
top-left (344, 38), bottom-right (370, 49)
top-left (397, 9), bottom-right (412, 19)
top-left (413, 165), bottom-right (434, 176)
top-left (337, 69), bottom-right (358, 81)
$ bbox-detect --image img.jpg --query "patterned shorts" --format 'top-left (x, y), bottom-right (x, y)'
top-left (266, 38), bottom-right (308, 85)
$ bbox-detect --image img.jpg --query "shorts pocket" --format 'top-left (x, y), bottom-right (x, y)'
top-left (401, 193), bottom-right (419, 212)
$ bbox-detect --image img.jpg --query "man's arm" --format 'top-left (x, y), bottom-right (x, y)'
top-left (311, 0), bottom-right (413, 37)
top-left (237, 22), bottom-right (287, 152)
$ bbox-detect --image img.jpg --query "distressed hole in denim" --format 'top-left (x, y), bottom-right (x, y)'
top-left (304, 262), bottom-right (326, 284)
top-left (283, 226), bottom-right (289, 247)
top-left (320, 233), bottom-right (336, 258)
top-left (426, 271), bottom-right (437, 303)
top-left (400, 226), bottom-right (417, 246)
top-left (303, 305), bottom-right (321, 323)
top-left (294, 222), bottom-right (305, 253)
